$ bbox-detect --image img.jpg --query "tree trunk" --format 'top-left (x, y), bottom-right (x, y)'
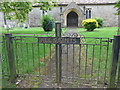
top-left (3, 12), bottom-right (7, 25)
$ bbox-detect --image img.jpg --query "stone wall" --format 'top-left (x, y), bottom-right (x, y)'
top-left (29, 7), bottom-right (42, 27)
top-left (47, 7), bottom-right (61, 21)
top-left (28, 4), bottom-right (118, 27)
top-left (0, 3), bottom-right (118, 27)
top-left (79, 4), bottom-right (118, 27)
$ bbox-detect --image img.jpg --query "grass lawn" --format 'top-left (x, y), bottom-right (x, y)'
top-left (2, 27), bottom-right (66, 73)
top-left (1, 27), bottom-right (55, 34)
top-left (78, 27), bottom-right (118, 38)
top-left (1, 27), bottom-right (66, 88)
top-left (77, 27), bottom-right (118, 84)
top-left (1, 27), bottom-right (66, 34)
top-left (1, 27), bottom-right (118, 87)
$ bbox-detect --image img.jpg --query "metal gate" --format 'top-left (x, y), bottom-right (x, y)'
top-left (2, 23), bottom-right (120, 88)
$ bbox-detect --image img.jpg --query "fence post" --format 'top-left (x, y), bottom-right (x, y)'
top-left (117, 58), bottom-right (120, 88)
top-left (5, 34), bottom-right (16, 82)
top-left (55, 22), bottom-right (62, 84)
top-left (109, 35), bottom-right (120, 88)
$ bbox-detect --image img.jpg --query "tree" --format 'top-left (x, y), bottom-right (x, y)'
top-left (36, 2), bottom-right (57, 15)
top-left (0, 1), bottom-right (57, 26)
top-left (37, 2), bottom-right (57, 11)
top-left (114, 0), bottom-right (120, 35)
top-left (114, 0), bottom-right (120, 15)
top-left (0, 2), bottom-right (33, 25)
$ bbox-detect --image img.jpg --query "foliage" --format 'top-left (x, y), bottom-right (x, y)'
top-left (94, 17), bottom-right (104, 28)
top-left (37, 2), bottom-right (57, 11)
top-left (0, 1), bottom-right (57, 24)
top-left (0, 2), bottom-right (33, 23)
top-left (114, 0), bottom-right (120, 15)
top-left (42, 14), bottom-right (55, 32)
top-left (82, 19), bottom-right (98, 31)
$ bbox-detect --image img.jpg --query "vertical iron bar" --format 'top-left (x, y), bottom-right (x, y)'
top-left (49, 44), bottom-right (52, 78)
top-left (56, 44), bottom-right (62, 84)
top-left (14, 40), bottom-right (19, 74)
top-left (104, 38), bottom-right (110, 86)
top-left (97, 38), bottom-right (102, 85)
top-left (85, 45), bottom-right (88, 79)
top-left (44, 44), bottom-right (45, 60)
top-left (32, 43), bottom-right (35, 71)
top-left (117, 55), bottom-right (120, 87)
top-left (3, 37), bottom-right (9, 75)
top-left (43, 44), bottom-right (46, 75)
top-left (91, 45), bottom-right (95, 79)
top-left (37, 42), bottom-right (40, 76)
top-left (5, 34), bottom-right (16, 82)
top-left (20, 37), bottom-right (24, 74)
top-left (73, 44), bottom-right (75, 80)
top-left (55, 22), bottom-right (62, 84)
top-left (26, 43), bottom-right (29, 73)
top-left (79, 44), bottom-right (81, 76)
top-left (109, 35), bottom-right (120, 88)
top-left (66, 44), bottom-right (68, 79)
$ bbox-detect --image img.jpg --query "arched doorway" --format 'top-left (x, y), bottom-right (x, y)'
top-left (67, 11), bottom-right (78, 27)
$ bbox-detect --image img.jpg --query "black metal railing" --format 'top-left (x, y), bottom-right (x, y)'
top-left (2, 34), bottom-right (117, 88)
top-left (1, 25), bottom-right (120, 88)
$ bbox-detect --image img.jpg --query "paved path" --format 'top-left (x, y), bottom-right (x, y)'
top-left (38, 28), bottom-right (92, 88)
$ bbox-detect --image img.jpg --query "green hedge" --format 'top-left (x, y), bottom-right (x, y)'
top-left (94, 17), bottom-right (104, 28)
top-left (42, 14), bottom-right (55, 32)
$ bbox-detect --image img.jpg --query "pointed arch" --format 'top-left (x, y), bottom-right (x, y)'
top-left (61, 2), bottom-right (85, 27)
top-left (67, 11), bottom-right (78, 27)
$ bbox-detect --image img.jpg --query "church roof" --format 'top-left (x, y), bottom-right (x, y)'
top-left (57, 0), bottom-right (117, 5)
top-left (33, 0), bottom-right (117, 7)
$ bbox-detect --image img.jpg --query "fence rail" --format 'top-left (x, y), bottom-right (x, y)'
top-left (1, 26), bottom-right (120, 88)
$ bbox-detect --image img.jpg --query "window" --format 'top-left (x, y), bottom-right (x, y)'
top-left (85, 8), bottom-right (92, 19)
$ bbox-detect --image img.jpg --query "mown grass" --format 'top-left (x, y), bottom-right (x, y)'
top-left (1, 27), bottom-right (54, 34)
top-left (2, 27), bottom-right (66, 73)
top-left (1, 27), bottom-right (118, 87)
top-left (77, 27), bottom-right (118, 85)
top-left (1, 27), bottom-right (66, 88)
top-left (78, 27), bottom-right (118, 38)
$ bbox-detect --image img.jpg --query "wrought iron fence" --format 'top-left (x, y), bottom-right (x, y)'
top-left (1, 23), bottom-right (120, 88)
top-left (60, 36), bottom-right (113, 88)
top-left (2, 34), bottom-right (57, 88)
top-left (1, 34), bottom-right (119, 88)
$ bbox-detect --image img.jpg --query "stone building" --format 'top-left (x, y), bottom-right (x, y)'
top-left (0, 0), bottom-right (118, 27)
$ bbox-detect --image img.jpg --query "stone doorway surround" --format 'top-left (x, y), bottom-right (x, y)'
top-left (61, 2), bottom-right (85, 28)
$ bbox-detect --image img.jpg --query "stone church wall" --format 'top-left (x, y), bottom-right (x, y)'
top-left (28, 4), bottom-right (118, 27)
top-left (79, 4), bottom-right (118, 27)
top-left (0, 4), bottom-right (118, 27)
top-left (29, 7), bottom-right (42, 27)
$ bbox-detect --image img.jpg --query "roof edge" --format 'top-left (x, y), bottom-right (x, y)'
top-left (32, 2), bottom-right (117, 7)
top-left (58, 2), bottom-right (116, 6)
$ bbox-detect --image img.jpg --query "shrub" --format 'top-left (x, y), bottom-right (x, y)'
top-left (82, 19), bottom-right (98, 31)
top-left (42, 14), bottom-right (54, 32)
top-left (94, 17), bottom-right (104, 28)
